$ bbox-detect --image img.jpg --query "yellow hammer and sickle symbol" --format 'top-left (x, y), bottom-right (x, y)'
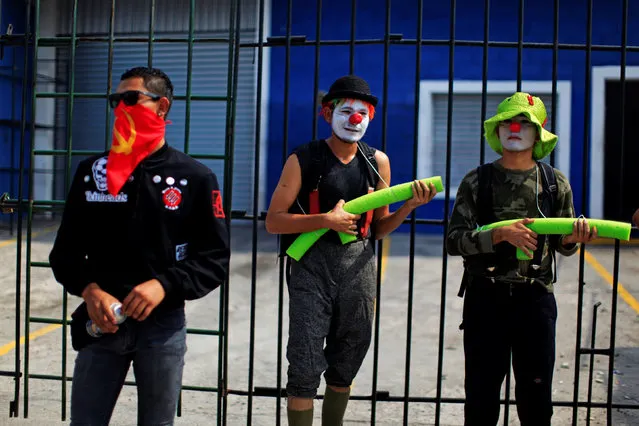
top-left (112, 110), bottom-right (137, 155)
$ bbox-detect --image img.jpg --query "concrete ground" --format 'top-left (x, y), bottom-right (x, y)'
top-left (0, 217), bottom-right (638, 425)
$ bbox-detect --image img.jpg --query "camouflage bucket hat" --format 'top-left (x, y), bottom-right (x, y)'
top-left (483, 92), bottom-right (558, 160)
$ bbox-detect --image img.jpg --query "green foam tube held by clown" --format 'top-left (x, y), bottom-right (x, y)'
top-left (286, 176), bottom-right (444, 261)
top-left (476, 218), bottom-right (631, 260)
top-left (337, 177), bottom-right (444, 244)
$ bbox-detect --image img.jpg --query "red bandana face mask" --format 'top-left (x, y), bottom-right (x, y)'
top-left (106, 103), bottom-right (166, 196)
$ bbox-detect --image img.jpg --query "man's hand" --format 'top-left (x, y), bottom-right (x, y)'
top-left (632, 208), bottom-right (639, 228)
top-left (492, 218), bottom-right (538, 258)
top-left (405, 180), bottom-right (437, 210)
top-left (325, 200), bottom-right (361, 235)
top-left (82, 283), bottom-right (121, 334)
top-left (563, 217), bottom-right (598, 245)
top-left (122, 279), bottom-right (166, 321)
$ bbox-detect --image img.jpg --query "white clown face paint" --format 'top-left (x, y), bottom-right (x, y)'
top-left (498, 115), bottom-right (537, 152)
top-left (331, 99), bottom-right (371, 143)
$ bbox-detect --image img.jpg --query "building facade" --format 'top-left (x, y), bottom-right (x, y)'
top-left (2, 0), bottom-right (638, 228)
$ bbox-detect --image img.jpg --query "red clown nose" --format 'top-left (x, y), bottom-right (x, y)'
top-left (509, 122), bottom-right (521, 133)
top-left (349, 113), bottom-right (363, 125)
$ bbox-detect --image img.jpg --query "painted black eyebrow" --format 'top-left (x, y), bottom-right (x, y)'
top-left (338, 106), bottom-right (368, 112)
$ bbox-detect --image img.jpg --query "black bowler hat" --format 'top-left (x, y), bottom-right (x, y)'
top-left (321, 75), bottom-right (378, 107)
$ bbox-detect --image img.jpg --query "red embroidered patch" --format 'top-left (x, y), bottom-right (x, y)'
top-left (162, 187), bottom-right (182, 210)
top-left (528, 95), bottom-right (534, 105)
top-left (212, 190), bottom-right (225, 218)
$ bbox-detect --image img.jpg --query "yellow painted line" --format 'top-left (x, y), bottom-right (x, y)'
top-left (381, 237), bottom-right (390, 281)
top-left (584, 249), bottom-right (639, 314)
top-left (0, 225), bottom-right (62, 356)
top-left (589, 237), bottom-right (639, 246)
top-left (0, 323), bottom-right (62, 357)
top-left (0, 225), bottom-right (58, 249)
top-left (0, 239), bottom-right (14, 249)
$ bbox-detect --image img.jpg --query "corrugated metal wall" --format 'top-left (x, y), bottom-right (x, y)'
top-left (58, 0), bottom-right (258, 34)
top-left (53, 0), bottom-right (260, 213)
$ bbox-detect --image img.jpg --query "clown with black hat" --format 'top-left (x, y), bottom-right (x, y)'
top-left (446, 92), bottom-right (598, 425)
top-left (265, 75), bottom-right (437, 426)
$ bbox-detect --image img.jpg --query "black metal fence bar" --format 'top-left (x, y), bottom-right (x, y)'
top-left (402, 0), bottom-right (424, 423)
top-left (8, 0), bottom-right (32, 417)
top-left (245, 0), bottom-right (267, 422)
top-left (370, 0), bottom-right (392, 422)
top-left (572, 0), bottom-right (593, 423)
top-left (435, 1), bottom-right (456, 424)
top-left (549, 0), bottom-right (559, 167)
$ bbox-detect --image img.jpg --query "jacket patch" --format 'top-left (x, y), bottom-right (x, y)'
top-left (85, 191), bottom-right (128, 203)
top-left (91, 157), bottom-right (108, 192)
top-left (212, 190), bottom-right (225, 218)
top-left (176, 243), bottom-right (188, 261)
top-left (85, 156), bottom-right (128, 202)
top-left (163, 187), bottom-right (182, 210)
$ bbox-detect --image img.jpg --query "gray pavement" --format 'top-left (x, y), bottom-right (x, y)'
top-left (0, 218), bottom-right (637, 425)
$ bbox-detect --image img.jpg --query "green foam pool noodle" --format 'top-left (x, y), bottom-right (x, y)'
top-left (337, 177), bottom-right (444, 244)
top-left (285, 176), bottom-right (444, 261)
top-left (477, 218), bottom-right (631, 260)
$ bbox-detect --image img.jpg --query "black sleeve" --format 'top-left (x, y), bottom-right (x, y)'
top-left (49, 164), bottom-right (94, 297)
top-left (155, 172), bottom-right (230, 300)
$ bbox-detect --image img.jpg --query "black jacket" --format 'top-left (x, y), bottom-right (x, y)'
top-left (49, 143), bottom-right (230, 311)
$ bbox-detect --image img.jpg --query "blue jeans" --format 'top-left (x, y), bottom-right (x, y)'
top-left (70, 307), bottom-right (187, 426)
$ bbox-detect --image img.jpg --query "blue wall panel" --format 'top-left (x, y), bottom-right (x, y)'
top-left (0, 0), bottom-right (30, 221)
top-left (267, 0), bottom-right (639, 233)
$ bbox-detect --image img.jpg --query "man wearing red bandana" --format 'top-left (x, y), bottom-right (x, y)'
top-left (266, 75), bottom-right (438, 426)
top-left (49, 67), bottom-right (230, 425)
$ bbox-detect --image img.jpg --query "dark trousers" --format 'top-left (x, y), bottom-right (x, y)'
top-left (462, 277), bottom-right (557, 426)
top-left (286, 239), bottom-right (376, 398)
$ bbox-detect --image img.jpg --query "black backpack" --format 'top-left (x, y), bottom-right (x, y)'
top-left (457, 161), bottom-right (558, 297)
top-left (278, 139), bottom-right (379, 259)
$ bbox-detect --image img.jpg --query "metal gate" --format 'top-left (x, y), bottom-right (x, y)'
top-left (1, 0), bottom-right (638, 425)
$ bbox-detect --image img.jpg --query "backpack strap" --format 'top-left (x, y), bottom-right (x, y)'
top-left (279, 140), bottom-right (327, 261)
top-left (356, 141), bottom-right (379, 241)
top-left (458, 163), bottom-right (495, 298)
top-left (357, 141), bottom-right (379, 189)
top-left (538, 161), bottom-right (558, 216)
top-left (476, 163), bottom-right (496, 226)
top-left (305, 140), bottom-right (327, 215)
top-left (535, 161), bottom-right (559, 283)
top-left (299, 140), bottom-right (327, 199)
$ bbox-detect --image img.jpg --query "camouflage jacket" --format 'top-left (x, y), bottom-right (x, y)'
top-left (446, 161), bottom-right (579, 291)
